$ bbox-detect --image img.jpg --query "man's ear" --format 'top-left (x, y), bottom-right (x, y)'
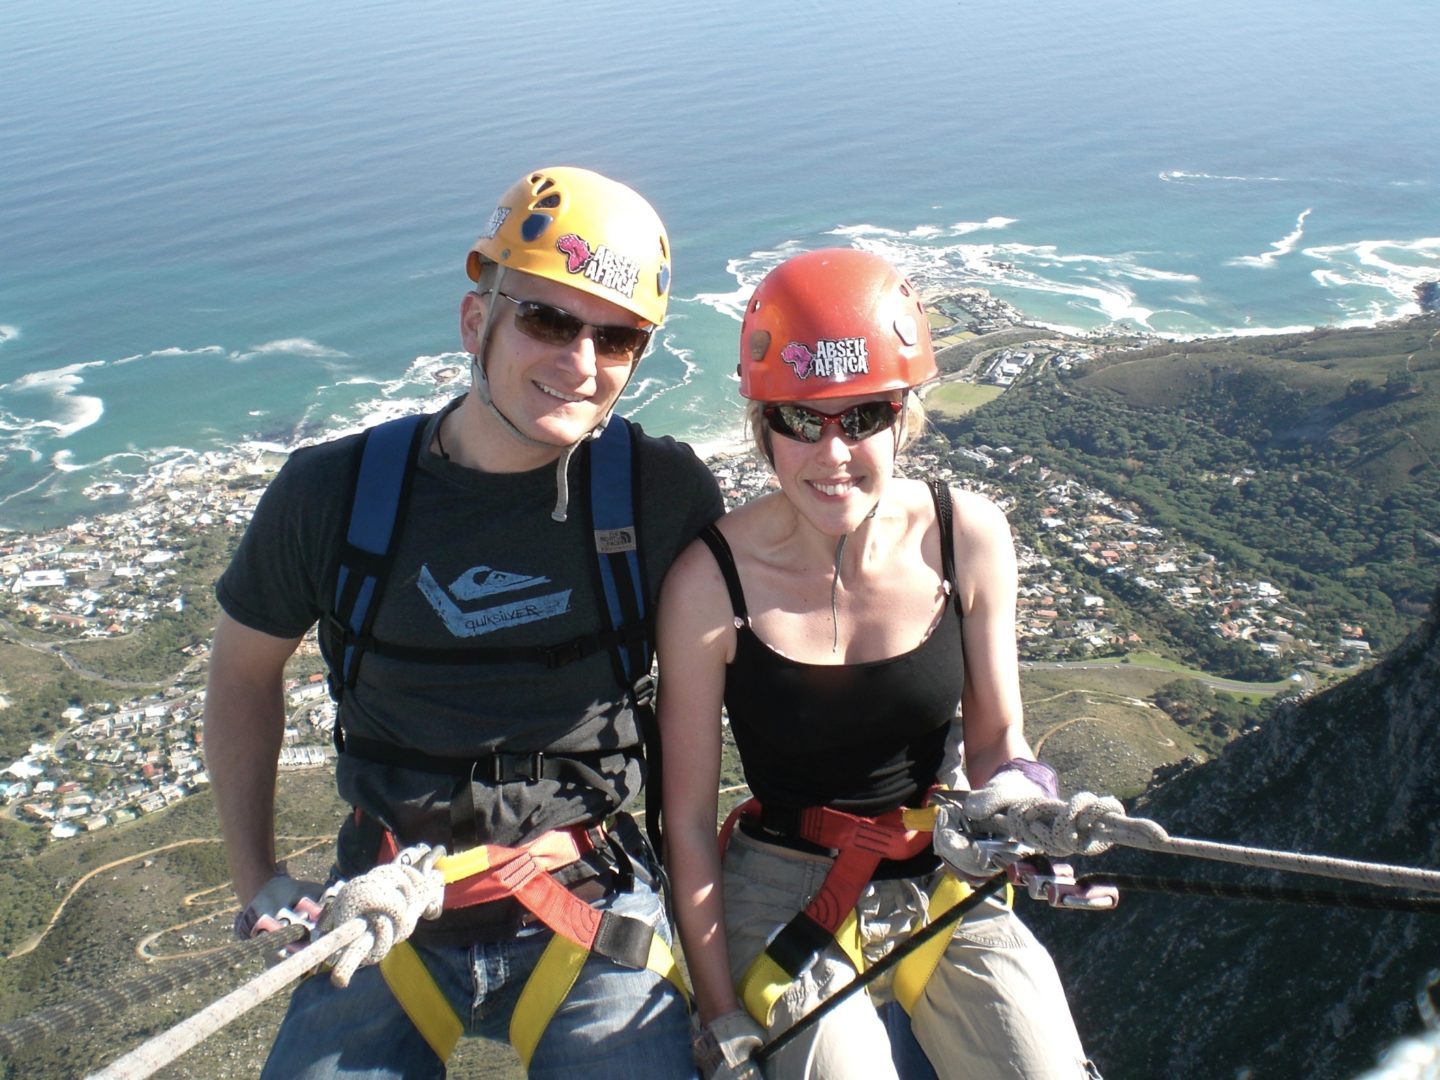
top-left (460, 291), bottom-right (489, 354)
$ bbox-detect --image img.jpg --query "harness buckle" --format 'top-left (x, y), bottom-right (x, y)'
top-left (544, 638), bottom-right (588, 668)
top-left (630, 672), bottom-right (657, 707)
top-left (487, 752), bottom-right (547, 783)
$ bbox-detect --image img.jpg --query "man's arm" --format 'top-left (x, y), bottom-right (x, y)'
top-left (204, 611), bottom-right (305, 908)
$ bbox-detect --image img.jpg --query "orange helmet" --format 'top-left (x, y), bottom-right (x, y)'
top-left (467, 166), bottom-right (671, 326)
top-left (738, 248), bottom-right (936, 402)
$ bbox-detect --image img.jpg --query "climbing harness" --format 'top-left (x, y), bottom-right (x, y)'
top-left (718, 797), bottom-right (1011, 1027)
top-left (751, 872), bottom-right (1009, 1067)
top-left (363, 826), bottom-right (687, 1066)
top-left (74, 832), bottom-right (685, 1078)
top-left (297, 407), bottom-right (682, 1063)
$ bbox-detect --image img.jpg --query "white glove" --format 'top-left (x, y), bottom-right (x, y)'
top-left (932, 799), bottom-right (1031, 878)
top-left (694, 1010), bottom-right (766, 1080)
top-left (933, 760), bottom-right (1057, 877)
top-left (961, 766), bottom-right (1054, 823)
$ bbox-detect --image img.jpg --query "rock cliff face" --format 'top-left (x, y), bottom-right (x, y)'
top-left (1032, 589), bottom-right (1440, 1079)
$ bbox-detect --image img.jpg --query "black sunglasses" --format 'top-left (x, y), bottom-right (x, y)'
top-left (495, 291), bottom-right (652, 362)
top-left (763, 400), bottom-right (902, 444)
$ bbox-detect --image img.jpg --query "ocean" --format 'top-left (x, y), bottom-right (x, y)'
top-left (2, 0), bottom-right (1437, 533)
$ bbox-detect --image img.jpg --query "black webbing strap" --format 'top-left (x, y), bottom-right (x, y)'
top-left (340, 735), bottom-right (634, 851)
top-left (928, 479), bottom-right (960, 623)
top-left (337, 620), bottom-right (649, 669)
top-left (590, 911), bottom-right (656, 970)
top-left (766, 912), bottom-right (837, 979)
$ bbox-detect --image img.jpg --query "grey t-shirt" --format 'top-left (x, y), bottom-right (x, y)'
top-left (217, 404), bottom-right (722, 871)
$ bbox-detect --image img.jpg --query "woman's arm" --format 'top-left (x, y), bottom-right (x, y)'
top-left (657, 536), bottom-right (743, 1023)
top-left (947, 489), bottom-right (1039, 789)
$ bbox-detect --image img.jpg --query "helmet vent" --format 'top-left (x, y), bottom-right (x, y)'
top-left (521, 213), bottom-right (553, 241)
top-left (747, 330), bottom-right (771, 362)
top-left (536, 193), bottom-right (561, 209)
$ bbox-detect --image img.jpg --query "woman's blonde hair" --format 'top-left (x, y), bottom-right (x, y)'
top-left (746, 391), bottom-right (928, 468)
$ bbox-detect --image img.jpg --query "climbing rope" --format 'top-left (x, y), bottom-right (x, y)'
top-left (1076, 874), bottom-right (1440, 914)
top-left (0, 923), bottom-right (310, 1059)
top-left (966, 792), bottom-right (1440, 893)
top-left (81, 844), bottom-right (447, 1080)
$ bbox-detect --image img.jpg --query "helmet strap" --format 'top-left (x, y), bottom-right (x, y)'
top-left (470, 265), bottom-right (551, 451)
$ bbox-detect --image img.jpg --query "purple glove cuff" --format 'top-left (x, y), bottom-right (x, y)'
top-left (994, 758), bottom-right (1060, 799)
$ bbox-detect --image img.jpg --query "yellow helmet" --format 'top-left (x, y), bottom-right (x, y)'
top-left (466, 167), bottom-right (672, 326)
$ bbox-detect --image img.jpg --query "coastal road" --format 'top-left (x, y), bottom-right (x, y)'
top-left (0, 615), bottom-right (191, 690)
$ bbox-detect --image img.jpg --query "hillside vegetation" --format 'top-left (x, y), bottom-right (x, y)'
top-left (936, 317), bottom-right (1440, 653)
top-left (1031, 586), bottom-right (1440, 1078)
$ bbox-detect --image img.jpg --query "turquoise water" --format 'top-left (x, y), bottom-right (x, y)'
top-left (2, 0), bottom-right (1437, 531)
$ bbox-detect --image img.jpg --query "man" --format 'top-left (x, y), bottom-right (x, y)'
top-left (205, 166), bottom-right (722, 1078)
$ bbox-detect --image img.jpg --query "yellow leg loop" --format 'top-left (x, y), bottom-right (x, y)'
top-left (834, 907), bottom-right (864, 976)
top-left (739, 908), bottom-right (864, 1029)
top-left (511, 934), bottom-right (591, 1069)
top-left (509, 930), bottom-right (690, 1069)
top-left (379, 942), bottom-right (463, 1063)
top-left (893, 876), bottom-right (1014, 1015)
top-left (739, 950), bottom-right (793, 1030)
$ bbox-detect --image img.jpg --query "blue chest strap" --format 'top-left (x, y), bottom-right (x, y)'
top-left (324, 413), bottom-right (649, 698)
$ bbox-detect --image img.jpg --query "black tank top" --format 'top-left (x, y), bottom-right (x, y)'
top-left (700, 481), bottom-right (964, 817)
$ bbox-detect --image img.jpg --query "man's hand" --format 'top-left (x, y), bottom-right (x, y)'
top-left (694, 1010), bottom-right (766, 1080)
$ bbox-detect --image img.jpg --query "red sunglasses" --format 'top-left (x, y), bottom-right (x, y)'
top-left (763, 400), bottom-right (902, 444)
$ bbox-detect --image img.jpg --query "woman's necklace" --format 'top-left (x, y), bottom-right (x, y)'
top-left (828, 502), bottom-right (880, 652)
top-left (830, 534), bottom-right (848, 653)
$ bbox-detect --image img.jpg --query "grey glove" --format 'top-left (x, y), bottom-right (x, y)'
top-left (234, 872), bottom-right (326, 941)
top-left (934, 760), bottom-right (1059, 877)
top-left (933, 799), bottom-right (1030, 877)
top-left (694, 1010), bottom-right (766, 1080)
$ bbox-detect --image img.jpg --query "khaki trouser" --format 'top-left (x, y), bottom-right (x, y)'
top-left (722, 828), bottom-right (1093, 1080)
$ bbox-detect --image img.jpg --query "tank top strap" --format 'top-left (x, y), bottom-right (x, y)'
top-left (927, 479), bottom-right (962, 628)
top-left (697, 523), bottom-right (749, 623)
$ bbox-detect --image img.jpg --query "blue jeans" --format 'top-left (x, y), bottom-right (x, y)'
top-left (261, 882), bottom-right (696, 1079)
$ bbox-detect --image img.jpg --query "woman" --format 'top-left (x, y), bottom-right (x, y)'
top-left (659, 249), bottom-right (1096, 1079)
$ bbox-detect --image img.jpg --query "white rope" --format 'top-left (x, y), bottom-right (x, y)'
top-left (85, 844), bottom-right (448, 1080)
top-left (967, 795), bottom-right (1440, 893)
top-left (323, 844), bottom-right (445, 987)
